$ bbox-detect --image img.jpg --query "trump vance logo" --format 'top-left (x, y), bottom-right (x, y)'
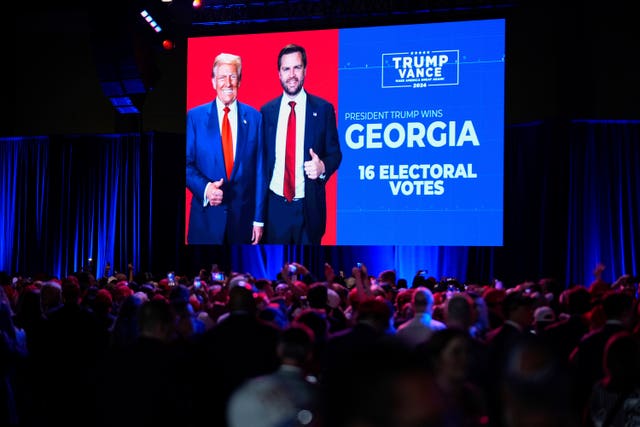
top-left (381, 50), bottom-right (459, 89)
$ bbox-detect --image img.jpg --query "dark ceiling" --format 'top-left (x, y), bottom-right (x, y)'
top-left (3, 1), bottom-right (639, 137)
top-left (188, 0), bottom-right (519, 35)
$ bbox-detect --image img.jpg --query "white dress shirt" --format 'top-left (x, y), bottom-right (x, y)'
top-left (269, 89), bottom-right (307, 199)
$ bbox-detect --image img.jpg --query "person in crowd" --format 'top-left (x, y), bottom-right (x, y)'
top-left (288, 262), bottom-right (321, 286)
top-left (589, 263), bottom-right (611, 299)
top-left (261, 43), bottom-right (342, 244)
top-left (483, 286), bottom-right (507, 330)
top-left (98, 298), bottom-right (191, 427)
top-left (12, 285), bottom-right (46, 358)
top-left (340, 263), bottom-right (374, 322)
top-left (109, 292), bottom-right (147, 350)
top-left (8, 263), bottom-right (638, 427)
top-left (392, 288), bottom-right (415, 329)
top-left (40, 277), bottom-right (105, 427)
top-left (395, 286), bottom-right (447, 348)
top-left (72, 270), bottom-right (97, 295)
top-left (537, 276), bottom-right (565, 315)
top-left (321, 263), bottom-right (351, 311)
top-left (532, 305), bottom-right (556, 335)
top-left (0, 286), bottom-right (28, 427)
top-left (587, 265), bottom-right (613, 331)
top-left (483, 289), bottom-right (536, 427)
top-left (611, 273), bottom-right (639, 299)
top-left (40, 280), bottom-right (63, 316)
top-left (543, 285), bottom-right (592, 366)
top-left (186, 52), bottom-right (266, 244)
top-left (293, 308), bottom-right (330, 381)
top-left (168, 283), bottom-right (207, 341)
top-left (377, 269), bottom-right (397, 294)
top-left (92, 288), bottom-right (117, 336)
top-left (444, 292), bottom-right (490, 392)
top-left (111, 281), bottom-right (134, 314)
top-left (444, 292), bottom-right (476, 332)
top-left (10, 285), bottom-right (49, 426)
top-left (586, 331), bottom-right (640, 427)
top-left (321, 333), bottom-right (447, 427)
top-left (254, 276), bottom-right (276, 300)
top-left (419, 327), bottom-right (489, 427)
top-left (307, 282), bottom-right (348, 333)
top-left (501, 333), bottom-right (578, 427)
top-left (321, 296), bottom-right (394, 382)
top-left (569, 290), bottom-right (634, 418)
top-left (465, 285), bottom-right (491, 340)
top-left (374, 269), bottom-right (400, 321)
top-left (193, 284), bottom-right (281, 427)
top-left (256, 288), bottom-right (290, 330)
top-left (227, 324), bottom-right (320, 427)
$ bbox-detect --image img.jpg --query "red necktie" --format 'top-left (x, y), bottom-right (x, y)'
top-left (284, 101), bottom-right (296, 202)
top-left (222, 106), bottom-right (233, 179)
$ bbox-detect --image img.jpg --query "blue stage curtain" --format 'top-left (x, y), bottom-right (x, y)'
top-left (566, 120), bottom-right (640, 286)
top-left (496, 120), bottom-right (571, 286)
top-left (0, 136), bottom-right (49, 276)
top-left (0, 133), bottom-right (155, 280)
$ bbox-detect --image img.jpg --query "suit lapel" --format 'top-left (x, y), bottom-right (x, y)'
top-left (304, 94), bottom-right (318, 155)
top-left (233, 103), bottom-right (248, 178)
top-left (265, 100), bottom-right (279, 170)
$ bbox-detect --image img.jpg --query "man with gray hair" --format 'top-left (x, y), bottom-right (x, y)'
top-left (186, 52), bottom-right (266, 245)
top-left (395, 286), bottom-right (446, 347)
top-left (444, 292), bottom-right (491, 394)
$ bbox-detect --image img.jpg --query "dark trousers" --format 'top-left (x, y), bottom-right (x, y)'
top-left (266, 191), bottom-right (310, 244)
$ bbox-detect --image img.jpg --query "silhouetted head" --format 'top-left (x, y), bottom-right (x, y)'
top-left (228, 285), bottom-right (256, 314)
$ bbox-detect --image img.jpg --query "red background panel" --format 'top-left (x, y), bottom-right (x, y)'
top-left (185, 29), bottom-right (339, 245)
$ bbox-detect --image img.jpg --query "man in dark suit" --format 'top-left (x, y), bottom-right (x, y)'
top-left (186, 52), bottom-right (266, 244)
top-left (568, 290), bottom-right (634, 419)
top-left (261, 43), bottom-right (342, 244)
top-left (193, 284), bottom-right (281, 427)
top-left (483, 289), bottom-right (536, 427)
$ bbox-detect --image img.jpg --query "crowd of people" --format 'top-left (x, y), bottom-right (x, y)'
top-left (1, 262), bottom-right (640, 427)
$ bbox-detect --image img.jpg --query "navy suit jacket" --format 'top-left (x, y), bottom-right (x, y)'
top-left (186, 100), bottom-right (266, 244)
top-left (261, 93), bottom-right (342, 244)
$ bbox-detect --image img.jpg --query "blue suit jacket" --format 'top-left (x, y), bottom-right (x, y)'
top-left (186, 100), bottom-right (266, 244)
top-left (261, 93), bottom-right (342, 244)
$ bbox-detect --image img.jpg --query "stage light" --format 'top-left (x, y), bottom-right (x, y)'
top-left (192, 0), bottom-right (202, 9)
top-left (116, 106), bottom-right (141, 114)
top-left (109, 96), bottom-right (133, 107)
top-left (162, 39), bottom-right (175, 50)
top-left (140, 9), bottom-right (162, 33)
top-left (108, 96), bottom-right (140, 114)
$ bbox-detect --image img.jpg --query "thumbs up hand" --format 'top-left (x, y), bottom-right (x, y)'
top-left (206, 178), bottom-right (225, 206)
top-left (303, 148), bottom-right (325, 180)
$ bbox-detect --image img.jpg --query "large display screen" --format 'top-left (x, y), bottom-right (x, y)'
top-left (185, 18), bottom-right (505, 245)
